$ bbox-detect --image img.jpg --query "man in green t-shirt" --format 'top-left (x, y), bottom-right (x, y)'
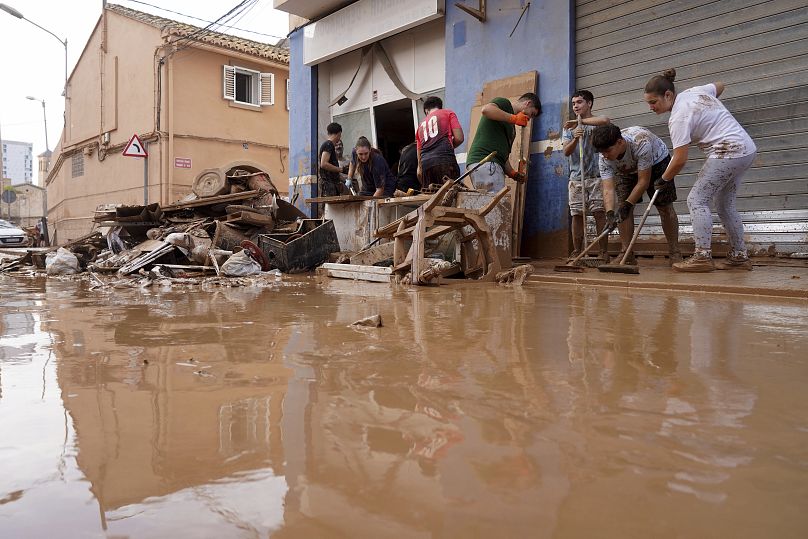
top-left (466, 93), bottom-right (541, 192)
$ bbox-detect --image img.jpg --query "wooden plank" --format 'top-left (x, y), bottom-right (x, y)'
top-left (319, 263), bottom-right (392, 274)
top-left (306, 195), bottom-right (375, 203)
top-left (376, 194), bottom-right (432, 206)
top-left (318, 264), bottom-right (393, 283)
top-left (163, 190), bottom-right (260, 211)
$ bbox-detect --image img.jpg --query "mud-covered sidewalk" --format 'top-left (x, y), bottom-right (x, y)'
top-left (528, 257), bottom-right (808, 300)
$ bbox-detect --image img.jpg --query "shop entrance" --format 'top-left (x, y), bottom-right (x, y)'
top-left (373, 99), bottom-right (416, 173)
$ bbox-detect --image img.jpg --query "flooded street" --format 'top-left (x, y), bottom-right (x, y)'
top-left (1, 275), bottom-right (807, 538)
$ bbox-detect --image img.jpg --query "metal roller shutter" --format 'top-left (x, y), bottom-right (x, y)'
top-left (576, 0), bottom-right (808, 255)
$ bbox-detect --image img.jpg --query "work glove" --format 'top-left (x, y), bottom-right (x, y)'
top-left (506, 169), bottom-right (526, 183)
top-left (654, 176), bottom-right (669, 190)
top-left (618, 200), bottom-right (634, 222)
top-left (509, 112), bottom-right (530, 127)
top-left (605, 210), bottom-right (619, 231)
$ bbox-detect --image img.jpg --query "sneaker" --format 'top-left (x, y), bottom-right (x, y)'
top-left (669, 251), bottom-right (683, 266)
top-left (716, 253), bottom-right (753, 271)
top-left (613, 251), bottom-right (636, 265)
top-left (599, 250), bottom-right (611, 264)
top-left (673, 252), bottom-right (715, 273)
top-left (567, 249), bottom-right (582, 262)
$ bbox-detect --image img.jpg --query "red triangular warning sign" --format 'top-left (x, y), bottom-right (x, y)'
top-left (123, 134), bottom-right (148, 157)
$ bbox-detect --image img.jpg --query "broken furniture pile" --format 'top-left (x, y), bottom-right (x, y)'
top-left (0, 164), bottom-right (341, 281)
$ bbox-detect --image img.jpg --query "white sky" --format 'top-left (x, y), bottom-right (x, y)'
top-left (0, 0), bottom-right (290, 160)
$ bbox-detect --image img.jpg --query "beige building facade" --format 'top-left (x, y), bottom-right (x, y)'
top-left (2, 183), bottom-right (46, 230)
top-left (46, 4), bottom-right (290, 244)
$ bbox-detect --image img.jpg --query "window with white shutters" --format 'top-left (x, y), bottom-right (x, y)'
top-left (223, 65), bottom-right (236, 101)
top-left (223, 65), bottom-right (275, 107)
top-left (260, 72), bottom-right (275, 106)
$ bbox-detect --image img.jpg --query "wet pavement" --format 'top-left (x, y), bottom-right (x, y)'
top-left (1, 275), bottom-right (807, 538)
top-left (530, 257), bottom-right (808, 299)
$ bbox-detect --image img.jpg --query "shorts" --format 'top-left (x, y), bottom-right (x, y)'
top-left (423, 161), bottom-right (460, 186)
top-left (568, 176), bottom-right (604, 215)
top-left (466, 161), bottom-right (505, 193)
top-left (615, 154), bottom-right (677, 207)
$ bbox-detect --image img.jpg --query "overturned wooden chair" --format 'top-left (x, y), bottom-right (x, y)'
top-left (375, 180), bottom-right (509, 285)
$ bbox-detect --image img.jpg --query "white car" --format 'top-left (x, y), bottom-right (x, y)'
top-left (0, 219), bottom-right (30, 247)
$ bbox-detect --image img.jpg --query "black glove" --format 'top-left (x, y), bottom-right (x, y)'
top-left (605, 210), bottom-right (619, 231)
top-left (654, 177), bottom-right (669, 190)
top-left (618, 200), bottom-right (634, 222)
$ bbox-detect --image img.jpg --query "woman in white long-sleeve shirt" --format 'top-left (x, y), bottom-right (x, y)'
top-left (644, 68), bottom-right (757, 273)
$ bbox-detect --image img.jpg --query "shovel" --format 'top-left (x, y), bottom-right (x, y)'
top-left (598, 189), bottom-right (660, 275)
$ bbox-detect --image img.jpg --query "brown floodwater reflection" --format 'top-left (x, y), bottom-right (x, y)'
top-left (0, 275), bottom-right (807, 538)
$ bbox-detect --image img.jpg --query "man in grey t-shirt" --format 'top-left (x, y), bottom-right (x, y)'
top-left (592, 124), bottom-right (682, 265)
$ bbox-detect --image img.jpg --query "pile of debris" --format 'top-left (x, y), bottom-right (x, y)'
top-left (0, 164), bottom-right (341, 284)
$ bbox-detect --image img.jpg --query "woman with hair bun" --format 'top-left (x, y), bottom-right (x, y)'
top-left (644, 68), bottom-right (757, 273)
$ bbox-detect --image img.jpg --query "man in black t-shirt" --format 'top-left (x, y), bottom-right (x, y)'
top-left (397, 142), bottom-right (420, 192)
top-left (318, 122), bottom-right (346, 199)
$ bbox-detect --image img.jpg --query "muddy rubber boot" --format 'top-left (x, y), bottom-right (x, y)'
top-left (673, 252), bottom-right (715, 273)
top-left (669, 251), bottom-right (683, 266)
top-left (716, 253), bottom-right (753, 271)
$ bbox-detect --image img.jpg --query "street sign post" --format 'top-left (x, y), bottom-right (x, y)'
top-left (123, 134), bottom-right (149, 204)
top-left (122, 134), bottom-right (148, 157)
top-left (1, 188), bottom-right (15, 220)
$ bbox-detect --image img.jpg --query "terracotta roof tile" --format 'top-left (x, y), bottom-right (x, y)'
top-left (106, 4), bottom-right (289, 64)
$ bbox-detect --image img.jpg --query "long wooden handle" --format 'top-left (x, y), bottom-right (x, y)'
top-left (568, 226), bottom-right (611, 265)
top-left (577, 115), bottom-right (588, 246)
top-left (619, 189), bottom-right (660, 264)
top-left (455, 151), bottom-right (497, 186)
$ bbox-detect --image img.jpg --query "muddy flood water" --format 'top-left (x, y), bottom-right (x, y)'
top-left (1, 275), bottom-right (807, 538)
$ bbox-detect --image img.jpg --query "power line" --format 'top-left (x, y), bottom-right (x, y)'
top-left (168, 0), bottom-right (257, 54)
top-left (121, 0), bottom-right (285, 41)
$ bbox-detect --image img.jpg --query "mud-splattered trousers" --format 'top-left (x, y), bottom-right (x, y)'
top-left (688, 152), bottom-right (756, 254)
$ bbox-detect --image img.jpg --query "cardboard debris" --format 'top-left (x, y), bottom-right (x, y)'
top-left (352, 314), bottom-right (383, 328)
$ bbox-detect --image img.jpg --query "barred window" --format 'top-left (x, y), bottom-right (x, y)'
top-left (71, 153), bottom-right (84, 178)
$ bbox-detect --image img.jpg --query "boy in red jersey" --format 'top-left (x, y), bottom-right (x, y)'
top-left (416, 96), bottom-right (465, 187)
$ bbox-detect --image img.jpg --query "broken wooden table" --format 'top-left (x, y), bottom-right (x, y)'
top-left (375, 181), bottom-right (509, 285)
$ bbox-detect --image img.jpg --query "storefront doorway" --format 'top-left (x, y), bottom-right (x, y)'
top-left (372, 99), bottom-right (416, 173)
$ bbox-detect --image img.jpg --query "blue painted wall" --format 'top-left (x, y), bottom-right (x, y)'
top-left (288, 28), bottom-right (318, 216)
top-left (446, 0), bottom-right (574, 257)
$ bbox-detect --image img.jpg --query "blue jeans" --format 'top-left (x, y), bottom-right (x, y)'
top-left (467, 161), bottom-right (505, 193)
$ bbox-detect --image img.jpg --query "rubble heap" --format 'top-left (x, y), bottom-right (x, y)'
top-left (0, 164), bottom-right (341, 283)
